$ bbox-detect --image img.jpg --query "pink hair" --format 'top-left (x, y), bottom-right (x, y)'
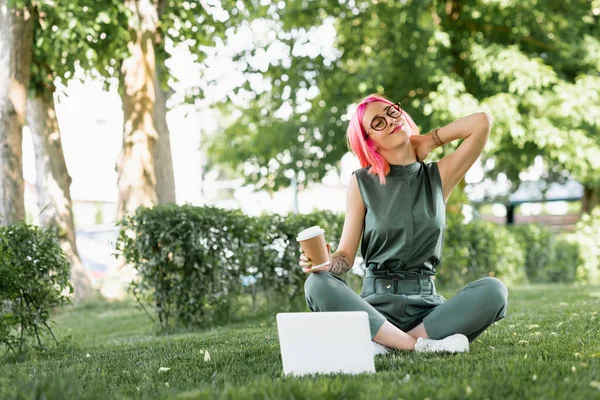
top-left (346, 94), bottom-right (420, 185)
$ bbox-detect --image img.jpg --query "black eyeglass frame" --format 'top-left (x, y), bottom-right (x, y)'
top-left (364, 102), bottom-right (403, 139)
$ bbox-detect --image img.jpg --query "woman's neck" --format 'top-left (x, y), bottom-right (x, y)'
top-left (379, 141), bottom-right (418, 165)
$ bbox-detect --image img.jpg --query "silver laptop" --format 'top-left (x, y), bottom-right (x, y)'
top-left (276, 311), bottom-right (376, 376)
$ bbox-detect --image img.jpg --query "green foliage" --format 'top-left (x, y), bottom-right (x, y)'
top-left (550, 238), bottom-right (580, 284)
top-left (25, 0), bottom-right (269, 99)
top-left (117, 205), bottom-right (249, 330)
top-left (253, 210), bottom-right (344, 308)
top-left (510, 223), bottom-right (580, 284)
top-left (28, 0), bottom-right (129, 96)
top-left (511, 223), bottom-right (556, 283)
top-left (0, 223), bottom-right (72, 356)
top-left (206, 0), bottom-right (600, 198)
top-left (118, 204), bottom-right (592, 330)
top-left (566, 208), bottom-right (600, 284)
top-left (156, 1), bottom-right (271, 101)
top-left (116, 205), bottom-right (345, 330)
top-left (438, 215), bottom-right (527, 287)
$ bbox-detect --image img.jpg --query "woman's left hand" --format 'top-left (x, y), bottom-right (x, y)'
top-left (410, 133), bottom-right (435, 162)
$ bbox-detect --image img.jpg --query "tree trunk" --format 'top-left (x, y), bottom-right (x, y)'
top-left (116, 0), bottom-right (159, 219)
top-left (581, 187), bottom-right (600, 215)
top-left (153, 68), bottom-right (176, 204)
top-left (27, 92), bottom-right (94, 302)
top-left (104, 0), bottom-right (159, 300)
top-left (0, 2), bottom-right (33, 225)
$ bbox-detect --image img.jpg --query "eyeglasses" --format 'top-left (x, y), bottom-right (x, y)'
top-left (365, 103), bottom-right (403, 138)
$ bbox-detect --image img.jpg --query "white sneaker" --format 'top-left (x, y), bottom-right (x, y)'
top-left (372, 341), bottom-right (392, 356)
top-left (414, 333), bottom-right (469, 353)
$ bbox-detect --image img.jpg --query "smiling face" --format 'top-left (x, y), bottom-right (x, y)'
top-left (361, 101), bottom-right (412, 149)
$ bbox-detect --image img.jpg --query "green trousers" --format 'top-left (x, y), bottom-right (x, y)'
top-left (304, 272), bottom-right (508, 342)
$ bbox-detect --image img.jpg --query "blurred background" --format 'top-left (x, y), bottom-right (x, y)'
top-left (1, 0), bottom-right (599, 300)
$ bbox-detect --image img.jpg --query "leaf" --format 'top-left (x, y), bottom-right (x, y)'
top-left (96, 11), bottom-right (111, 24)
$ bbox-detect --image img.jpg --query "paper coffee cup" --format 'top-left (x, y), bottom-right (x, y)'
top-left (297, 226), bottom-right (331, 271)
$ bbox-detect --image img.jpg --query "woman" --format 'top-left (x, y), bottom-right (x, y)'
top-left (299, 94), bottom-right (508, 354)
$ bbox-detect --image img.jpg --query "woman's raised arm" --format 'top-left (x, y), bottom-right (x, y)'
top-left (433, 112), bottom-right (492, 203)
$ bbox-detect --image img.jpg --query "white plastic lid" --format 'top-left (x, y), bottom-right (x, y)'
top-left (296, 225), bottom-right (325, 241)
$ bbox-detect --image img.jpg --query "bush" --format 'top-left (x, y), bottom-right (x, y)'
top-left (0, 223), bottom-right (72, 355)
top-left (510, 223), bottom-right (582, 284)
top-left (120, 204), bottom-right (594, 330)
top-left (436, 213), bottom-right (471, 286)
top-left (550, 238), bottom-right (580, 283)
top-left (511, 224), bottom-right (556, 283)
top-left (567, 209), bottom-right (600, 284)
top-left (253, 210), bottom-right (344, 310)
top-left (117, 205), bottom-right (251, 330)
top-left (437, 215), bottom-right (526, 287)
top-left (117, 205), bottom-right (344, 330)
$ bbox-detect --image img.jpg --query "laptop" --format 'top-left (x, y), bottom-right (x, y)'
top-left (276, 311), bottom-right (376, 376)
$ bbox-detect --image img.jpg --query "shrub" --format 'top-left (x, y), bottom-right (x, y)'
top-left (117, 205), bottom-right (251, 330)
top-left (511, 224), bottom-right (555, 283)
top-left (122, 205), bottom-right (596, 329)
top-left (436, 213), bottom-right (471, 286)
top-left (254, 210), bottom-right (344, 310)
top-left (0, 223), bottom-right (72, 355)
top-left (549, 238), bottom-right (580, 283)
top-left (438, 215), bottom-right (526, 287)
top-left (117, 205), bottom-right (345, 330)
top-left (567, 209), bottom-right (600, 284)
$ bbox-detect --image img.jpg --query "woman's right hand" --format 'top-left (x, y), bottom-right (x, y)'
top-left (299, 245), bottom-right (331, 274)
top-left (298, 248), bottom-right (312, 273)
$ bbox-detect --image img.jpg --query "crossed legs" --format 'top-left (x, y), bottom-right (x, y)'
top-left (305, 272), bottom-right (508, 350)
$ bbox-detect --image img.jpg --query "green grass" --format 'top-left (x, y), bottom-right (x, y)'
top-left (1, 284), bottom-right (600, 399)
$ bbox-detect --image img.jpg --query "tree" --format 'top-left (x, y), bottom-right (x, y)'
top-left (205, 0), bottom-right (600, 213)
top-left (439, 1), bottom-right (600, 213)
top-left (115, 0), bottom-right (267, 216)
top-left (115, 0), bottom-right (161, 219)
top-left (153, 62), bottom-right (177, 204)
top-left (153, 0), bottom-right (176, 205)
top-left (24, 0), bottom-right (128, 301)
top-left (27, 93), bottom-right (95, 301)
top-left (102, 0), bottom-right (269, 298)
top-left (0, 0), bottom-right (33, 225)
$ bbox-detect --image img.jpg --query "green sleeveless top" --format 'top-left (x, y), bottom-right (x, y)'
top-left (353, 161), bottom-right (446, 279)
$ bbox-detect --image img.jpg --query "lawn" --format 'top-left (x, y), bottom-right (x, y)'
top-left (1, 284), bottom-right (599, 399)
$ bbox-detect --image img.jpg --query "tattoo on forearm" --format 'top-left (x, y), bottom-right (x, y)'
top-left (328, 253), bottom-right (352, 275)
